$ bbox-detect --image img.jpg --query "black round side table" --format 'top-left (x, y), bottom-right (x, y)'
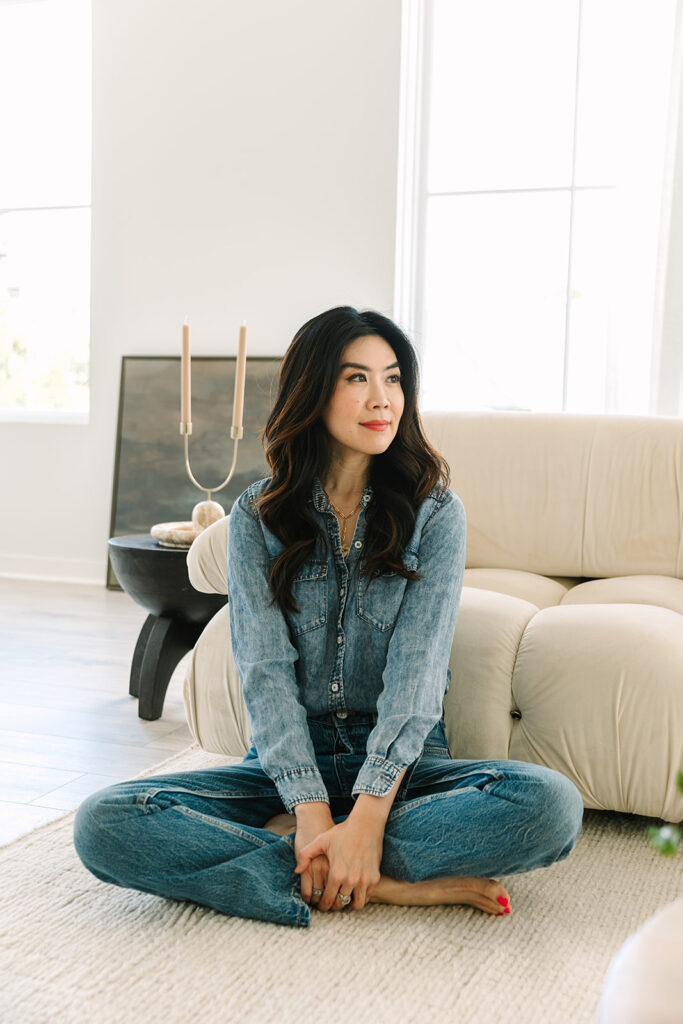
top-left (108, 534), bottom-right (227, 721)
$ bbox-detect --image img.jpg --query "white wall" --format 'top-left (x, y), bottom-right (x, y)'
top-left (0, 0), bottom-right (402, 583)
top-left (655, 0), bottom-right (683, 416)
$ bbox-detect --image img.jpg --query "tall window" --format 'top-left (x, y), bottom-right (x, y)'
top-left (0, 0), bottom-right (91, 420)
top-left (397, 0), bottom-right (680, 414)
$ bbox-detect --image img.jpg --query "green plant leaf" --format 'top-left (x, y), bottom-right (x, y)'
top-left (648, 824), bottom-right (681, 857)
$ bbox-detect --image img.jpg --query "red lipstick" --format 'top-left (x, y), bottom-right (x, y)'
top-left (360, 420), bottom-right (390, 431)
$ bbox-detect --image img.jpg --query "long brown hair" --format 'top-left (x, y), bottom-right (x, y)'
top-left (254, 306), bottom-right (449, 613)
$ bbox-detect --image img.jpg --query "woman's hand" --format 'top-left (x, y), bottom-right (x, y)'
top-left (294, 814), bottom-right (384, 912)
top-left (293, 803), bottom-right (335, 906)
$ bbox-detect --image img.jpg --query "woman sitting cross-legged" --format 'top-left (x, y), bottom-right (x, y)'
top-left (73, 305), bottom-right (584, 928)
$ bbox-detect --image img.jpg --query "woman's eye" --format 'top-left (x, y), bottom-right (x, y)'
top-left (345, 372), bottom-right (401, 383)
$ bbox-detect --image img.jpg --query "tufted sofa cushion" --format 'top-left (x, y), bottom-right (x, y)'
top-left (447, 572), bottom-right (683, 820)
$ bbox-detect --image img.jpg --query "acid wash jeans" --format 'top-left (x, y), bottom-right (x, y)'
top-left (74, 713), bottom-right (584, 929)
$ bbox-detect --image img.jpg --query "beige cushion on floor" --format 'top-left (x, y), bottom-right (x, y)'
top-left (183, 605), bottom-right (250, 757)
top-left (184, 531), bottom-right (683, 820)
top-left (509, 603), bottom-right (683, 820)
top-left (445, 587), bottom-right (537, 760)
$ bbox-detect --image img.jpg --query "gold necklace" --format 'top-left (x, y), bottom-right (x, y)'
top-left (322, 487), bottom-right (363, 557)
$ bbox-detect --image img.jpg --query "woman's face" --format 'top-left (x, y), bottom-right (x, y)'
top-left (321, 334), bottom-right (405, 462)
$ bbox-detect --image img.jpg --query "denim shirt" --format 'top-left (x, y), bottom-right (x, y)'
top-left (226, 474), bottom-right (466, 813)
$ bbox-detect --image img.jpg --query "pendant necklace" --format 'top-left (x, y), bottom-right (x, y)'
top-left (323, 487), bottom-right (363, 557)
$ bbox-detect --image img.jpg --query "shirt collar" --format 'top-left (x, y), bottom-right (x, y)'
top-left (311, 474), bottom-right (373, 513)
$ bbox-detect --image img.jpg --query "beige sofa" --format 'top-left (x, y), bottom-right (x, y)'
top-left (183, 411), bottom-right (683, 824)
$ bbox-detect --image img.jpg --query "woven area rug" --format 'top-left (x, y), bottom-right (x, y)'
top-left (2, 744), bottom-right (681, 1024)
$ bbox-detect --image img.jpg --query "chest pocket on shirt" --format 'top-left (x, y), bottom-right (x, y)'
top-left (356, 554), bottom-right (418, 632)
top-left (285, 560), bottom-right (328, 636)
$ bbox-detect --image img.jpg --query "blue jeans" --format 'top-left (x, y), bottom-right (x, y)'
top-left (73, 713), bottom-right (583, 928)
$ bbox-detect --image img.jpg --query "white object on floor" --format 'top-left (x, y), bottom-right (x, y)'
top-left (598, 895), bottom-right (683, 1023)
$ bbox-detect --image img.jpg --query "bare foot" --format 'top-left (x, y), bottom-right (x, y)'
top-left (264, 812), bottom-right (298, 836)
top-left (368, 875), bottom-right (511, 916)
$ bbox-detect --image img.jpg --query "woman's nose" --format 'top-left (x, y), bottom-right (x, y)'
top-left (368, 383), bottom-right (390, 408)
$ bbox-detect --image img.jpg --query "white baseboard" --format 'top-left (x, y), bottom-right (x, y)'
top-left (0, 552), bottom-right (106, 586)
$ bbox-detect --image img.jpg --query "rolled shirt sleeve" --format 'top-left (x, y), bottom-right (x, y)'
top-left (226, 489), bottom-right (330, 813)
top-left (351, 489), bottom-right (466, 799)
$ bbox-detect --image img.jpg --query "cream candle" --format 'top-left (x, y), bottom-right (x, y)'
top-left (232, 321), bottom-right (247, 430)
top-left (181, 319), bottom-right (191, 424)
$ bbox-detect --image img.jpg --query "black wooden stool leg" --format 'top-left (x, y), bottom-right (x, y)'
top-left (136, 616), bottom-right (201, 720)
top-left (130, 614), bottom-right (156, 698)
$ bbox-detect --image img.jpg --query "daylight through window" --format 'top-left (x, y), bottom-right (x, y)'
top-left (0, 0), bottom-right (91, 419)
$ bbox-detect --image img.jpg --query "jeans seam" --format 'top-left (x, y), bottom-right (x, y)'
top-left (139, 786), bottom-right (278, 802)
top-left (174, 806), bottom-right (271, 846)
top-left (388, 787), bottom-right (479, 821)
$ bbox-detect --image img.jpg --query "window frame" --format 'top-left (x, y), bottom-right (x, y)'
top-left (395, 0), bottom-right (683, 417)
top-left (0, 0), bottom-right (92, 425)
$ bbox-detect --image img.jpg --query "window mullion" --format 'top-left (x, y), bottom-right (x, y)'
top-left (562, 0), bottom-right (585, 412)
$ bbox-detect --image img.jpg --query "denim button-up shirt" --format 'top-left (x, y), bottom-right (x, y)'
top-left (226, 474), bottom-right (466, 813)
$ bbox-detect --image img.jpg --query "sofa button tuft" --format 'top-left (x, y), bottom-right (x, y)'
top-left (510, 709), bottom-right (522, 720)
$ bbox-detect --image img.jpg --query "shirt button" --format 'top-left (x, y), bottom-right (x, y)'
top-left (337, 635), bottom-right (343, 644)
top-left (354, 541), bottom-right (362, 549)
top-left (336, 710), bottom-right (348, 719)
top-left (331, 683), bottom-right (339, 692)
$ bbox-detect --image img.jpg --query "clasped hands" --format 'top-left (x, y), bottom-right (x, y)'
top-left (293, 801), bottom-right (384, 913)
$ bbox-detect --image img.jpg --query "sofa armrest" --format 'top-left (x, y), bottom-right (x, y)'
top-left (187, 515), bottom-right (229, 595)
top-left (182, 604), bottom-right (250, 755)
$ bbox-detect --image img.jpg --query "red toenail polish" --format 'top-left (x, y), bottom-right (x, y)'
top-left (497, 896), bottom-right (509, 906)
top-left (504, 907), bottom-right (511, 914)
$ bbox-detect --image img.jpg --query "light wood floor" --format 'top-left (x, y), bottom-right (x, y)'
top-left (0, 577), bottom-right (194, 846)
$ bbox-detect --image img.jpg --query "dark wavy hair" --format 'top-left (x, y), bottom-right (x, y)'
top-left (254, 306), bottom-right (449, 614)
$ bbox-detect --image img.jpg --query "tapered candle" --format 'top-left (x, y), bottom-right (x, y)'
top-left (181, 318), bottom-right (191, 424)
top-left (232, 321), bottom-right (247, 430)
